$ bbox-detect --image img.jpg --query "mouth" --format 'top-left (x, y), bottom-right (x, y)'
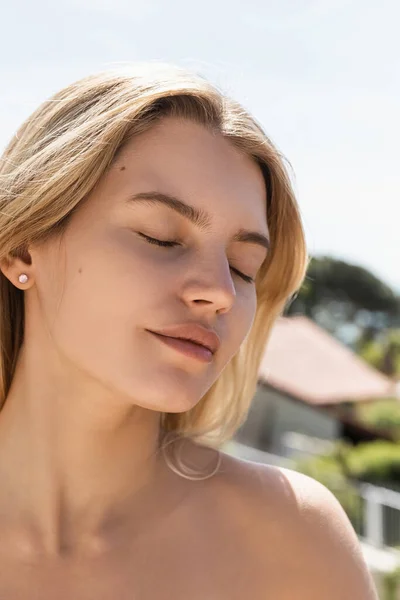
top-left (147, 331), bottom-right (214, 363)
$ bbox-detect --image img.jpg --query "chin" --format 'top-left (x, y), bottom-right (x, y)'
top-left (150, 392), bottom-right (201, 414)
top-left (108, 378), bottom-right (196, 414)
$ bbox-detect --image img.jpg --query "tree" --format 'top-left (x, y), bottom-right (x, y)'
top-left (358, 330), bottom-right (400, 377)
top-left (286, 256), bottom-right (400, 351)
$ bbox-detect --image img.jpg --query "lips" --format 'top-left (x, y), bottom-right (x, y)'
top-left (146, 322), bottom-right (220, 354)
top-left (148, 331), bottom-right (214, 363)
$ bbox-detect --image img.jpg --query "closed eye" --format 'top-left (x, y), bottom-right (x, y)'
top-left (139, 232), bottom-right (180, 248)
top-left (138, 233), bottom-right (255, 284)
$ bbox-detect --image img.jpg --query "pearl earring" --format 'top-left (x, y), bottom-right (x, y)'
top-left (18, 274), bottom-right (29, 284)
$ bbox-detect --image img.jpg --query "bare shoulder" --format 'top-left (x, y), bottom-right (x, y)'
top-left (213, 451), bottom-right (379, 600)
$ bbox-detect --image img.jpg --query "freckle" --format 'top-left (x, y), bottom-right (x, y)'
top-left (120, 166), bottom-right (126, 171)
top-left (78, 268), bottom-right (82, 274)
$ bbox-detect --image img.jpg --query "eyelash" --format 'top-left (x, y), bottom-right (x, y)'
top-left (139, 233), bottom-right (255, 284)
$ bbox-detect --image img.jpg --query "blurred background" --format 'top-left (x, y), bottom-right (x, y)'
top-left (1, 1), bottom-right (400, 596)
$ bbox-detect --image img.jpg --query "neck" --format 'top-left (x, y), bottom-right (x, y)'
top-left (0, 345), bottom-right (169, 558)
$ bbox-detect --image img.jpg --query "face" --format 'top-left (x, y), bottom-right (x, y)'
top-left (22, 117), bottom-right (269, 413)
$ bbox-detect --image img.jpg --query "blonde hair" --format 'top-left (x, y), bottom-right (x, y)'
top-left (0, 62), bottom-right (307, 479)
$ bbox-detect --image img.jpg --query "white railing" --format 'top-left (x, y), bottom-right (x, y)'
top-left (358, 482), bottom-right (400, 549)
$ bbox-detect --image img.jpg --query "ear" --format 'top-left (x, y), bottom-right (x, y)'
top-left (0, 246), bottom-right (33, 289)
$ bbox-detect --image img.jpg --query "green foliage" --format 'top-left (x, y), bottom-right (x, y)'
top-left (345, 440), bottom-right (400, 485)
top-left (381, 566), bottom-right (400, 600)
top-left (358, 329), bottom-right (400, 376)
top-left (294, 439), bottom-right (400, 488)
top-left (359, 340), bottom-right (387, 370)
top-left (356, 399), bottom-right (400, 440)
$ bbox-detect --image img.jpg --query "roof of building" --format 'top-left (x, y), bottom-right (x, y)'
top-left (258, 315), bottom-right (394, 405)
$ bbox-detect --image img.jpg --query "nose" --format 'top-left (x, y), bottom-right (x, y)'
top-left (180, 255), bottom-right (237, 315)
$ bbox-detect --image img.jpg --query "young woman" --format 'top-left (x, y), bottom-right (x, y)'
top-left (0, 63), bottom-right (378, 598)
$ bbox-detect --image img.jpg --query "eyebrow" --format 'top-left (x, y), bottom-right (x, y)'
top-left (125, 191), bottom-right (270, 251)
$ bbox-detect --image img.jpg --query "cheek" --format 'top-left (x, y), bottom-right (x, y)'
top-left (49, 235), bottom-right (173, 358)
top-left (237, 288), bottom-right (257, 332)
top-left (222, 293), bottom-right (257, 363)
top-left (43, 257), bottom-right (137, 366)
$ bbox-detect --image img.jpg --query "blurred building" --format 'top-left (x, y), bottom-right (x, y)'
top-left (236, 316), bottom-right (396, 459)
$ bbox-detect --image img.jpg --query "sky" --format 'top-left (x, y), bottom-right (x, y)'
top-left (1, 0), bottom-right (399, 291)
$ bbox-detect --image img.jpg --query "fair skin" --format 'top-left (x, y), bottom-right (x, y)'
top-left (0, 116), bottom-right (377, 599)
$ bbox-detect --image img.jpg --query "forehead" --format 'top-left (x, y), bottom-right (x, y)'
top-left (112, 117), bottom-right (268, 231)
